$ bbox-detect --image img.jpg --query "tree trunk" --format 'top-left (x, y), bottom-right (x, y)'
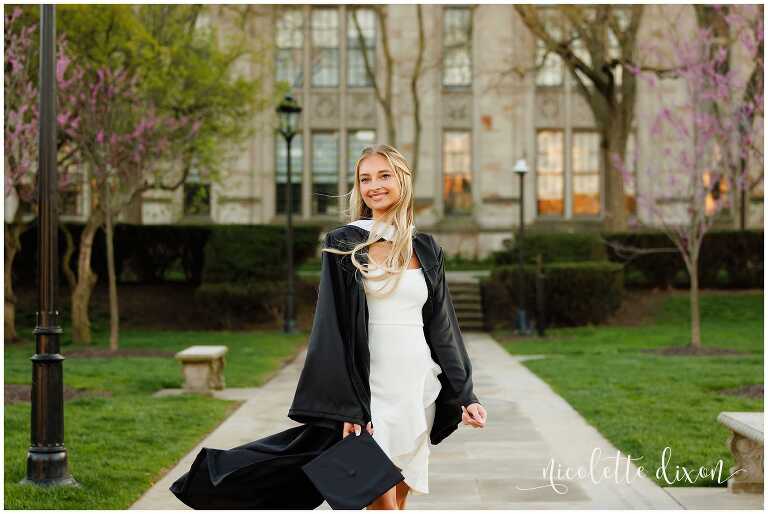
top-left (61, 223), bottom-right (78, 292)
top-left (739, 186), bottom-right (746, 230)
top-left (71, 216), bottom-right (102, 344)
top-left (688, 258), bottom-right (702, 348)
top-left (352, 7), bottom-right (398, 147)
top-left (603, 127), bottom-right (629, 231)
top-left (4, 222), bottom-right (26, 343)
top-left (105, 180), bottom-right (120, 351)
top-left (380, 8), bottom-right (396, 147)
top-left (410, 4), bottom-right (425, 176)
top-left (384, 106), bottom-right (397, 147)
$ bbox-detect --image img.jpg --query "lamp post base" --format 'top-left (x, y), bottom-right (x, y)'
top-left (22, 448), bottom-right (79, 487)
top-left (283, 319), bottom-right (297, 334)
top-left (515, 308), bottom-right (533, 336)
top-left (19, 476), bottom-right (79, 487)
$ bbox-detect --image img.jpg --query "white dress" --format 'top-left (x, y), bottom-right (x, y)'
top-left (363, 266), bottom-right (443, 495)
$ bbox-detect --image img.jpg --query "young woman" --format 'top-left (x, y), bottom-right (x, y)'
top-left (303, 144), bottom-right (488, 509)
top-left (170, 144), bottom-right (487, 511)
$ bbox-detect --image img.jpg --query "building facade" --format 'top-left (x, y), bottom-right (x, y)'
top-left (61, 5), bottom-right (764, 257)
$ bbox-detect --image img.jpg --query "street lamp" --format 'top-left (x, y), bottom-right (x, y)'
top-left (276, 95), bottom-right (302, 334)
top-left (22, 4), bottom-right (77, 487)
top-left (513, 158), bottom-right (531, 336)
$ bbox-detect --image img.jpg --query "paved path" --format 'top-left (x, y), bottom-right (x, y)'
top-left (131, 332), bottom-right (756, 509)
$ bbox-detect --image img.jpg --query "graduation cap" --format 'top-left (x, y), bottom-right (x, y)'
top-left (301, 430), bottom-right (404, 510)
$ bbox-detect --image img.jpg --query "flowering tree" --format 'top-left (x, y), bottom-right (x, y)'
top-left (4, 7), bottom-right (81, 341)
top-left (613, 5), bottom-right (763, 349)
top-left (57, 40), bottom-right (201, 345)
top-left (695, 5), bottom-right (764, 228)
top-left (5, 5), bottom-right (264, 345)
top-left (726, 6), bottom-right (764, 226)
top-left (4, 7), bottom-right (38, 342)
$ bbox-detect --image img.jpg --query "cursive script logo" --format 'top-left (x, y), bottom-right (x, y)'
top-left (655, 446), bottom-right (743, 486)
top-left (515, 446), bottom-right (744, 495)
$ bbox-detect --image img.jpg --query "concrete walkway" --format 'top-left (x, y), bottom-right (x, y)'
top-left (131, 332), bottom-right (760, 509)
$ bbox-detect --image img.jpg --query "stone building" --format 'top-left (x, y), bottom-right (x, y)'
top-left (59, 5), bottom-right (764, 257)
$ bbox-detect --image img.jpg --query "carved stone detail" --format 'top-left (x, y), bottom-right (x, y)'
top-left (442, 92), bottom-right (472, 128)
top-left (535, 92), bottom-right (563, 127)
top-left (347, 93), bottom-right (377, 126)
top-left (310, 93), bottom-right (339, 127)
top-left (727, 431), bottom-right (764, 493)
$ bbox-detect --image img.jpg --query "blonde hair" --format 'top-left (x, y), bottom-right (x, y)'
top-left (323, 144), bottom-right (416, 299)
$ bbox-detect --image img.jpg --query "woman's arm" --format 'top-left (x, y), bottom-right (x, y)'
top-left (288, 232), bottom-right (368, 428)
top-left (428, 242), bottom-right (481, 408)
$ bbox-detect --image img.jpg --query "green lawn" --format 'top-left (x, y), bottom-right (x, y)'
top-left (5, 326), bottom-right (307, 509)
top-left (494, 291), bottom-right (764, 487)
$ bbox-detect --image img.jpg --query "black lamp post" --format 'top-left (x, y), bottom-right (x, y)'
top-left (22, 4), bottom-right (77, 487)
top-left (276, 95), bottom-right (302, 334)
top-left (513, 158), bottom-right (532, 336)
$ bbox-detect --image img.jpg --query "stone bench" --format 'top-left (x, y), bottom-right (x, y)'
top-left (717, 411), bottom-right (764, 493)
top-left (175, 345), bottom-right (229, 393)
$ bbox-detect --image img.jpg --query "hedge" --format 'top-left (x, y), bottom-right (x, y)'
top-left (491, 232), bottom-right (607, 266)
top-left (483, 261), bottom-right (625, 329)
top-left (193, 280), bottom-right (318, 330)
top-left (602, 229), bottom-right (763, 289)
top-left (491, 229), bottom-right (762, 290)
top-left (14, 221), bottom-right (323, 286)
top-left (201, 225), bottom-right (320, 283)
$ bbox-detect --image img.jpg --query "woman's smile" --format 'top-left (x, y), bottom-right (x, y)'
top-left (358, 153), bottom-right (401, 217)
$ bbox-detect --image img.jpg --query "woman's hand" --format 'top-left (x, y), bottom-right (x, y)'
top-left (461, 403), bottom-right (487, 428)
top-left (342, 421), bottom-right (374, 438)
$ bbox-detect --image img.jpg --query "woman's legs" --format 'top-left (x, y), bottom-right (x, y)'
top-left (367, 479), bottom-right (410, 510)
top-left (395, 481), bottom-right (410, 509)
top-left (367, 484), bottom-right (398, 510)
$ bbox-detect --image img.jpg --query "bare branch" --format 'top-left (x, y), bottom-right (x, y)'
top-left (350, 7), bottom-right (385, 107)
top-left (410, 4), bottom-right (425, 174)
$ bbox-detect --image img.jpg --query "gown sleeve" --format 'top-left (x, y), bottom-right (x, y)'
top-left (428, 242), bottom-right (481, 408)
top-left (287, 232), bottom-right (368, 428)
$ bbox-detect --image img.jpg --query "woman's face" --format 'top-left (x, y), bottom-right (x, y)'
top-left (358, 153), bottom-right (401, 218)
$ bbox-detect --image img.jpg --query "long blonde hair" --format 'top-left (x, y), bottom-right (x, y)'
top-left (322, 144), bottom-right (416, 299)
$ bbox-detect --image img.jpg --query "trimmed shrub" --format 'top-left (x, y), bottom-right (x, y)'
top-left (201, 225), bottom-right (321, 283)
top-left (195, 281), bottom-right (285, 328)
top-left (602, 229), bottom-right (763, 289)
top-left (15, 222), bottom-right (324, 286)
top-left (17, 221), bottom-right (130, 287)
top-left (483, 261), bottom-right (625, 328)
top-left (197, 224), bottom-right (323, 324)
top-left (488, 229), bottom-right (763, 291)
top-left (491, 232), bottom-right (607, 266)
top-left (194, 278), bottom-right (319, 330)
top-left (118, 224), bottom-right (210, 283)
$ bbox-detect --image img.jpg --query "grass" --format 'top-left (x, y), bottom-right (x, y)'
top-left (4, 324), bottom-right (307, 509)
top-left (494, 290), bottom-right (764, 487)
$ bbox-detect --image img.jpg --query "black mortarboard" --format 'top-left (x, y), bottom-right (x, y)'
top-left (301, 430), bottom-right (404, 510)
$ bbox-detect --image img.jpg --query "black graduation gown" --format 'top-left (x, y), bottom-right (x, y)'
top-left (169, 225), bottom-right (481, 509)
